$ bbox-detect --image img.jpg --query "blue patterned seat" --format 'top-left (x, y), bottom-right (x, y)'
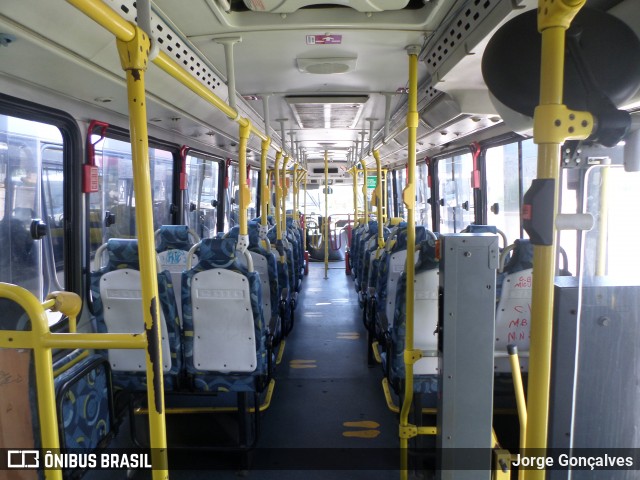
top-left (181, 237), bottom-right (269, 392)
top-left (355, 221), bottom-right (378, 295)
top-left (226, 224), bottom-right (282, 343)
top-left (373, 225), bottom-right (427, 334)
top-left (388, 237), bottom-right (439, 396)
top-left (266, 226), bottom-right (294, 330)
top-left (54, 353), bottom-right (114, 450)
top-left (155, 225), bottom-right (199, 322)
top-left (90, 239), bottom-right (182, 391)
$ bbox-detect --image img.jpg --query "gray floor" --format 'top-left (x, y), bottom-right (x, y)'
top-left (86, 262), bottom-right (402, 479)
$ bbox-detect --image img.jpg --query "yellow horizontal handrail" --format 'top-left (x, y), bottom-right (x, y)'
top-left (67, 0), bottom-right (274, 146)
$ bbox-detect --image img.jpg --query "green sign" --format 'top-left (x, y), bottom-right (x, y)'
top-left (366, 176), bottom-right (377, 189)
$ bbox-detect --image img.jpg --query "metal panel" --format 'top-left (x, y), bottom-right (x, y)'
top-left (549, 276), bottom-right (640, 480)
top-left (436, 233), bottom-right (498, 480)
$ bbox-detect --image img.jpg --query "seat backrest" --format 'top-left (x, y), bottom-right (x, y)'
top-left (182, 237), bottom-right (266, 375)
top-left (226, 224), bottom-right (278, 331)
top-left (155, 225), bottom-right (200, 321)
top-left (391, 238), bottom-right (440, 380)
top-left (91, 239), bottom-right (180, 376)
top-left (381, 226), bottom-right (428, 327)
top-left (495, 239), bottom-right (534, 373)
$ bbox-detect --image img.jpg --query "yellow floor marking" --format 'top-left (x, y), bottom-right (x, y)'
top-left (342, 430), bottom-right (380, 439)
top-left (289, 359), bottom-right (317, 369)
top-left (343, 420), bottom-right (380, 429)
top-left (337, 332), bottom-right (360, 340)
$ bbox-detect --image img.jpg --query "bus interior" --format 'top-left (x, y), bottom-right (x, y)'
top-left (1, 0), bottom-right (640, 479)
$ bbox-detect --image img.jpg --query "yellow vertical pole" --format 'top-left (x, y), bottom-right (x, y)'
top-left (274, 152), bottom-right (283, 241)
top-left (238, 121), bottom-right (251, 238)
top-left (508, 345), bottom-right (528, 480)
top-left (324, 149), bottom-right (330, 279)
top-left (399, 45), bottom-right (420, 480)
top-left (525, 3), bottom-right (589, 480)
top-left (360, 159), bottom-right (369, 223)
top-left (116, 26), bottom-right (168, 480)
top-left (303, 171), bottom-right (308, 252)
top-left (383, 169), bottom-right (388, 223)
top-left (351, 167), bottom-right (359, 224)
top-left (293, 164), bottom-right (299, 223)
top-left (282, 156), bottom-right (290, 236)
top-left (260, 139), bottom-right (270, 228)
top-left (373, 150), bottom-right (385, 249)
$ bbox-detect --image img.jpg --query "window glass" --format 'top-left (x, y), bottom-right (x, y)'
top-left (185, 154), bottom-right (219, 239)
top-left (485, 143), bottom-right (521, 243)
top-left (0, 114), bottom-right (62, 306)
top-left (42, 146), bottom-right (65, 284)
top-left (249, 168), bottom-right (259, 220)
top-left (226, 163), bottom-right (238, 230)
top-left (521, 138), bottom-right (538, 195)
top-left (417, 162), bottom-right (431, 228)
top-left (437, 153), bottom-right (473, 233)
top-left (89, 136), bottom-right (174, 258)
top-left (396, 168), bottom-right (406, 219)
top-left (583, 165), bottom-right (640, 279)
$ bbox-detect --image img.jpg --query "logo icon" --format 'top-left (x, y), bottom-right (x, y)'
top-left (7, 450), bottom-right (40, 469)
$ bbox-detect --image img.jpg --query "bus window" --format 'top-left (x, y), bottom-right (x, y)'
top-left (583, 164), bottom-right (640, 279)
top-left (0, 114), bottom-right (63, 303)
top-left (185, 154), bottom-right (220, 239)
top-left (417, 162), bottom-right (431, 228)
top-left (249, 168), bottom-right (259, 220)
top-left (395, 168), bottom-right (406, 219)
top-left (226, 163), bottom-right (238, 230)
top-left (485, 142), bottom-right (521, 242)
top-left (89, 136), bottom-right (175, 258)
top-left (42, 145), bottom-right (64, 285)
top-left (437, 153), bottom-right (474, 233)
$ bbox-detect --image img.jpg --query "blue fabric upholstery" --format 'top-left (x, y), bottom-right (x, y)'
top-left (181, 237), bottom-right (268, 392)
top-left (226, 225), bottom-right (281, 338)
top-left (90, 239), bottom-right (182, 391)
top-left (374, 225), bottom-right (427, 319)
top-left (463, 224), bottom-right (498, 234)
top-left (55, 355), bottom-right (112, 449)
top-left (389, 237), bottom-right (439, 394)
top-left (156, 225), bottom-right (193, 252)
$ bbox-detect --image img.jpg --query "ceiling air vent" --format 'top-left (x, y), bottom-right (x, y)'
top-left (242, 0), bottom-right (409, 14)
top-left (286, 95), bottom-right (368, 129)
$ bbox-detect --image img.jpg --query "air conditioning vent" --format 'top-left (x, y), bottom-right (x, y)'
top-left (286, 96), bottom-right (368, 129)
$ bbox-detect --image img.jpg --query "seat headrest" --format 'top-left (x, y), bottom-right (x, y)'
top-left (416, 237), bottom-right (439, 273)
top-left (504, 239), bottom-right (534, 274)
top-left (156, 225), bottom-right (192, 252)
top-left (106, 239), bottom-right (140, 270)
top-left (253, 215), bottom-right (276, 227)
top-left (226, 224), bottom-right (262, 249)
top-left (194, 237), bottom-right (238, 270)
top-left (463, 224), bottom-right (497, 234)
top-left (286, 217), bottom-right (294, 228)
top-left (394, 225), bottom-right (427, 251)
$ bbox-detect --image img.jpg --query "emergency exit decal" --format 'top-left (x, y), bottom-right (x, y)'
top-left (306, 34), bottom-right (342, 45)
